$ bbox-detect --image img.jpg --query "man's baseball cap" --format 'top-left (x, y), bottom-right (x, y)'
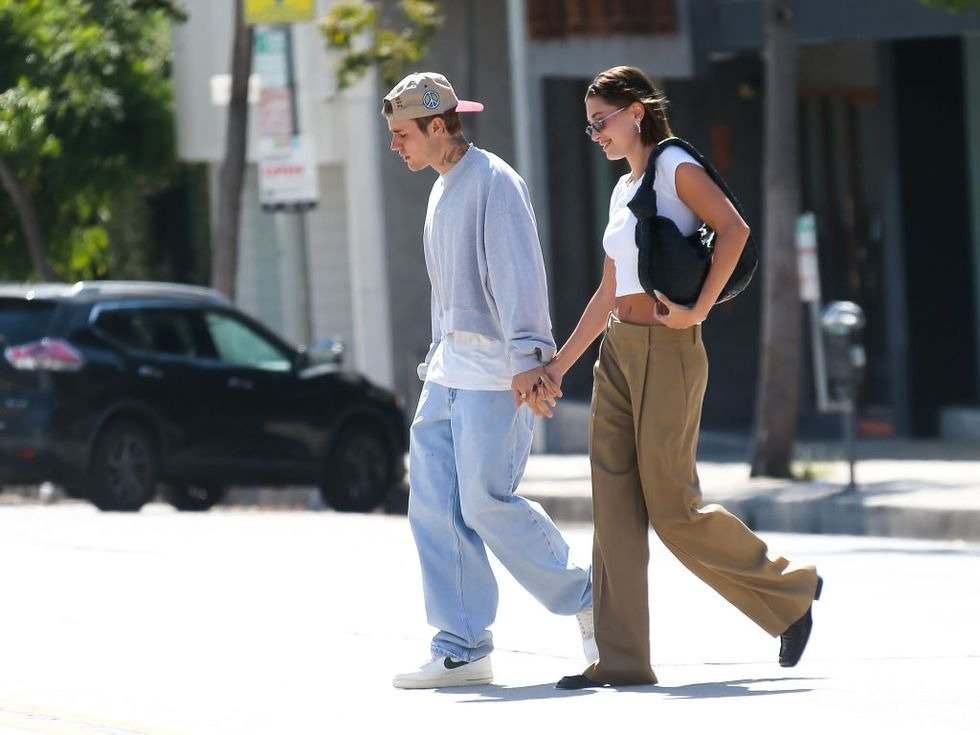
top-left (382, 72), bottom-right (484, 122)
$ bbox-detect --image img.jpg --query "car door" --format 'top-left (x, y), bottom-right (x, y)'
top-left (198, 308), bottom-right (316, 481)
top-left (91, 303), bottom-right (232, 474)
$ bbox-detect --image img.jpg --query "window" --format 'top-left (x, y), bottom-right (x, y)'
top-left (96, 308), bottom-right (209, 358)
top-left (204, 312), bottom-right (291, 372)
top-left (527, 0), bottom-right (676, 40)
top-left (0, 300), bottom-right (57, 345)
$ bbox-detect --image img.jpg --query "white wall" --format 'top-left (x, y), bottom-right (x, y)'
top-left (171, 0), bottom-right (343, 165)
top-left (173, 1), bottom-right (392, 388)
top-left (307, 164), bottom-right (355, 350)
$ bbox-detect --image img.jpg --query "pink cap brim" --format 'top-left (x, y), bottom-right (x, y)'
top-left (455, 100), bottom-right (484, 113)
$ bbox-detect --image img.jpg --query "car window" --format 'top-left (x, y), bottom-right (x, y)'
top-left (96, 308), bottom-right (213, 359)
top-left (204, 312), bottom-right (292, 372)
top-left (0, 299), bottom-right (57, 345)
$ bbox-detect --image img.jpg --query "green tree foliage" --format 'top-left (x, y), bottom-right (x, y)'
top-left (319, 0), bottom-right (442, 90)
top-left (918, 0), bottom-right (980, 11)
top-left (0, 0), bottom-right (185, 281)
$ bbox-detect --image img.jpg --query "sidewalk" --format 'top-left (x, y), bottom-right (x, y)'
top-left (520, 434), bottom-right (980, 541)
top-left (5, 435), bottom-right (978, 542)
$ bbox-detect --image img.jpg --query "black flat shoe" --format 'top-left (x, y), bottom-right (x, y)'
top-left (779, 575), bottom-right (823, 667)
top-left (555, 674), bottom-right (605, 690)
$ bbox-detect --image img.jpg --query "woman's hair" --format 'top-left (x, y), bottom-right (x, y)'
top-left (585, 66), bottom-right (672, 145)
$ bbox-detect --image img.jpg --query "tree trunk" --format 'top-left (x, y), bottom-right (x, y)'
top-left (0, 158), bottom-right (57, 281)
top-left (750, 0), bottom-right (802, 478)
top-left (211, 0), bottom-right (253, 299)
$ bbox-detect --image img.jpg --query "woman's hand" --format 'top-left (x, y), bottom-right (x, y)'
top-left (653, 290), bottom-right (708, 330)
top-left (522, 360), bottom-right (565, 419)
top-left (542, 361), bottom-right (565, 398)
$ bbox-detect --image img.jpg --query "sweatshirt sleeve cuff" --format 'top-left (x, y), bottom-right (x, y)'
top-left (510, 345), bottom-right (555, 376)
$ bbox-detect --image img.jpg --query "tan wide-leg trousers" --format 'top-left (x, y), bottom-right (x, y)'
top-left (584, 316), bottom-right (819, 685)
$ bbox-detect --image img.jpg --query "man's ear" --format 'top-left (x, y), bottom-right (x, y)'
top-left (428, 116), bottom-right (446, 137)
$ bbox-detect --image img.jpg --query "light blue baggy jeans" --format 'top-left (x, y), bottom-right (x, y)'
top-left (408, 382), bottom-right (593, 662)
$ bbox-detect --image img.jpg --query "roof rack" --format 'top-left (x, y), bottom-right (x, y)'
top-left (72, 281), bottom-right (229, 303)
top-left (0, 281), bottom-right (230, 303)
top-left (0, 283), bottom-right (74, 300)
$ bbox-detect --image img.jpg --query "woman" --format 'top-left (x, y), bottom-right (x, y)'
top-left (539, 66), bottom-right (822, 689)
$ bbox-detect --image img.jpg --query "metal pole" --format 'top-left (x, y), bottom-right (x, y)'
top-left (842, 399), bottom-right (857, 493)
top-left (283, 23), bottom-right (314, 347)
top-left (810, 300), bottom-right (831, 412)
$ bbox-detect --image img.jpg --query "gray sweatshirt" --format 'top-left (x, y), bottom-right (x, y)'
top-left (419, 144), bottom-right (556, 378)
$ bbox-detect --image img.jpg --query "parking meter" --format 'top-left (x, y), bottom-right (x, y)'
top-left (820, 301), bottom-right (866, 403)
top-left (819, 301), bottom-right (866, 492)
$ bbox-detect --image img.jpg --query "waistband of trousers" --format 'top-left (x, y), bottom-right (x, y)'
top-left (606, 313), bottom-right (702, 345)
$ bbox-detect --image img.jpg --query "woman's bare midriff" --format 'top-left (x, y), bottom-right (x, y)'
top-left (614, 292), bottom-right (667, 326)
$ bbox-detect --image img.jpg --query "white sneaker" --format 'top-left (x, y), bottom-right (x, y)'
top-left (577, 606), bottom-right (599, 664)
top-left (392, 655), bottom-right (493, 689)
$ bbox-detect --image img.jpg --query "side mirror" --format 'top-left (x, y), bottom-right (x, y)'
top-left (307, 337), bottom-right (345, 367)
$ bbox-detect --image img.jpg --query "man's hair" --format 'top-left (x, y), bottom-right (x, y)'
top-left (414, 110), bottom-right (462, 136)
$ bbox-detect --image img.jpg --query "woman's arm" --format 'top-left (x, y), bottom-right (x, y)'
top-left (654, 162), bottom-right (751, 328)
top-left (542, 256), bottom-right (617, 391)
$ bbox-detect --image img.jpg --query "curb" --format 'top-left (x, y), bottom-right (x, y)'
top-left (525, 481), bottom-right (980, 542)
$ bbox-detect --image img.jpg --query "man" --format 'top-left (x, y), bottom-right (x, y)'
top-left (384, 72), bottom-right (593, 689)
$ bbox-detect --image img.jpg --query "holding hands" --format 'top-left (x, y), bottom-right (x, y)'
top-left (512, 362), bottom-right (565, 418)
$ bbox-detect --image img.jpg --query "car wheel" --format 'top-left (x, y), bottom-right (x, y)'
top-left (319, 422), bottom-right (392, 512)
top-left (88, 420), bottom-right (158, 512)
top-left (163, 483), bottom-right (225, 512)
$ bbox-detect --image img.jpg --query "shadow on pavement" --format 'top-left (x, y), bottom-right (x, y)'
top-left (445, 676), bottom-right (820, 703)
top-left (442, 683), bottom-right (597, 702)
top-left (649, 676), bottom-right (819, 700)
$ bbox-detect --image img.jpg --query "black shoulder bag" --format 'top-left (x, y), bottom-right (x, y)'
top-left (626, 137), bottom-right (757, 306)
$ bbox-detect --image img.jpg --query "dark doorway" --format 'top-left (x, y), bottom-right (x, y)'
top-left (798, 84), bottom-right (893, 433)
top-left (894, 37), bottom-right (978, 435)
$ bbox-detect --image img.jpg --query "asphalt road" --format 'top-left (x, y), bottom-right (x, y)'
top-left (0, 505), bottom-right (977, 734)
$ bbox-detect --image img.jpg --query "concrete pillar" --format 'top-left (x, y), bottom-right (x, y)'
top-left (341, 70), bottom-right (395, 390)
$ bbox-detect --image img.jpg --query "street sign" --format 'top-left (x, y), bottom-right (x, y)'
top-left (796, 212), bottom-right (821, 303)
top-left (254, 26), bottom-right (293, 142)
top-left (244, 0), bottom-right (316, 26)
top-left (258, 135), bottom-right (319, 209)
top-left (258, 87), bottom-right (293, 139)
top-left (253, 25), bottom-right (290, 88)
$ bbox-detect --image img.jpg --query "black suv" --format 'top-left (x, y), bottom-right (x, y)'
top-left (0, 282), bottom-right (407, 512)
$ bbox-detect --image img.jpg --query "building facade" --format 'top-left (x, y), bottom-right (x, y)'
top-left (172, 0), bottom-right (980, 450)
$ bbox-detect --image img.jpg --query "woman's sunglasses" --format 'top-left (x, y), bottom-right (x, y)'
top-left (585, 107), bottom-right (626, 138)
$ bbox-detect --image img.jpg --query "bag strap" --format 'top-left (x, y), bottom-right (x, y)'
top-left (627, 137), bottom-right (749, 223)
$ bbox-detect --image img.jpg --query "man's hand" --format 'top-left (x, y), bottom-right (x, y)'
top-left (512, 367), bottom-right (544, 408)
top-left (522, 361), bottom-right (564, 418)
top-left (525, 382), bottom-right (558, 418)
top-left (511, 366), bottom-right (564, 419)
top-left (512, 367), bottom-right (558, 418)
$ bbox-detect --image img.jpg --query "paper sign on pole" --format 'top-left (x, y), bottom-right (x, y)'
top-left (244, 0), bottom-right (316, 25)
top-left (796, 212), bottom-right (821, 303)
top-left (259, 135), bottom-right (319, 209)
